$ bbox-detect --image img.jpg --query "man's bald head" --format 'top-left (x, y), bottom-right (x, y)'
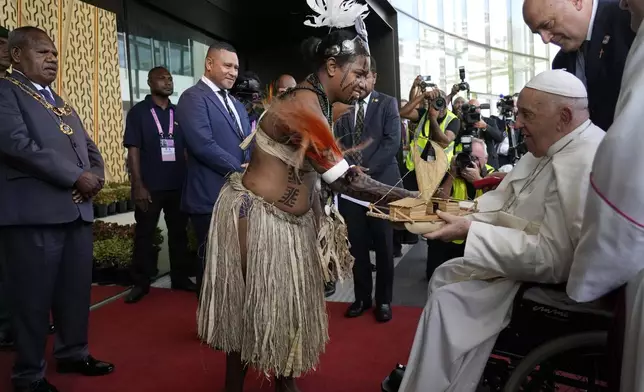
top-left (523, 0), bottom-right (594, 52)
top-left (468, 98), bottom-right (480, 106)
top-left (275, 74), bottom-right (296, 94)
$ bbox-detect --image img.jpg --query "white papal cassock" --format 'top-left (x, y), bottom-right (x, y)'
top-left (399, 120), bottom-right (605, 392)
top-left (566, 21), bottom-right (644, 392)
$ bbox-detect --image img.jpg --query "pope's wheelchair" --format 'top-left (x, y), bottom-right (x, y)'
top-left (479, 282), bottom-right (619, 391)
top-left (382, 283), bottom-right (620, 392)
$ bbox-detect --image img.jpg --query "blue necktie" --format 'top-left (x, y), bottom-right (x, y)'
top-left (218, 90), bottom-right (249, 163)
top-left (39, 89), bottom-right (56, 106)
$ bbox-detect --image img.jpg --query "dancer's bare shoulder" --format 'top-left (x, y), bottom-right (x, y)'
top-left (260, 88), bottom-right (322, 141)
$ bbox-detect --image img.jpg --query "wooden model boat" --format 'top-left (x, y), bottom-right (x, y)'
top-left (366, 140), bottom-right (477, 224)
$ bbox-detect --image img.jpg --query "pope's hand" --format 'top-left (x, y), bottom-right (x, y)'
top-left (423, 210), bottom-right (471, 242)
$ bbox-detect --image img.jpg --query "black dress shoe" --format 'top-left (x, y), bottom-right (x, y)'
top-left (393, 249), bottom-right (403, 258)
top-left (14, 378), bottom-right (59, 392)
top-left (324, 282), bottom-right (336, 297)
top-left (345, 300), bottom-right (372, 318)
top-left (171, 278), bottom-right (197, 292)
top-left (125, 286), bottom-right (149, 304)
top-left (57, 355), bottom-right (114, 376)
top-left (381, 364), bottom-right (406, 392)
top-left (49, 324), bottom-right (55, 335)
top-left (375, 303), bottom-right (392, 323)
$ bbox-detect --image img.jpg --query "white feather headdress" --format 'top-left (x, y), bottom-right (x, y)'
top-left (304, 0), bottom-right (369, 29)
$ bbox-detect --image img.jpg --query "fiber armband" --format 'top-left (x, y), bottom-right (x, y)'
top-left (321, 159), bottom-right (350, 184)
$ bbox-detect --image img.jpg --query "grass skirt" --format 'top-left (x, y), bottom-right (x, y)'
top-left (197, 173), bottom-right (329, 378)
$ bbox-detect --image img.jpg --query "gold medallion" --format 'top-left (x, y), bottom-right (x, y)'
top-left (60, 123), bottom-right (74, 135)
top-left (5, 77), bottom-right (75, 135)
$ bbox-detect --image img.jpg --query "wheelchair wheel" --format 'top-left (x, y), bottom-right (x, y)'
top-left (503, 331), bottom-right (608, 392)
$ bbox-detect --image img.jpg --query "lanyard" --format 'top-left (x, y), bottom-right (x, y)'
top-left (150, 108), bottom-right (174, 138)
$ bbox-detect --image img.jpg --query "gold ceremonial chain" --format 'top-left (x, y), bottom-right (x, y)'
top-left (3, 76), bottom-right (75, 135)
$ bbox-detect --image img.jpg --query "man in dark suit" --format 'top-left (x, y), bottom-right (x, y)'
top-left (335, 57), bottom-right (401, 322)
top-left (524, 0), bottom-right (635, 131)
top-left (123, 66), bottom-right (195, 304)
top-left (0, 24), bottom-right (13, 352)
top-left (0, 26), bottom-right (114, 392)
top-left (177, 40), bottom-right (251, 293)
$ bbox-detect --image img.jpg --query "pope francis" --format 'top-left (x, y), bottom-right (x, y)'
top-left (566, 1), bottom-right (644, 390)
top-left (396, 69), bottom-right (605, 392)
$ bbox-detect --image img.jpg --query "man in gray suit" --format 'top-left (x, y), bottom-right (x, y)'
top-left (334, 57), bottom-right (402, 323)
top-left (0, 26), bottom-right (114, 392)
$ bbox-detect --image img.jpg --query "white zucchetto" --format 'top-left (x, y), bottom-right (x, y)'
top-left (525, 69), bottom-right (588, 98)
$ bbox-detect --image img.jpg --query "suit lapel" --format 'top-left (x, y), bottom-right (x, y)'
top-left (585, 0), bottom-right (611, 86)
top-left (197, 80), bottom-right (238, 133)
top-left (362, 91), bottom-right (379, 133)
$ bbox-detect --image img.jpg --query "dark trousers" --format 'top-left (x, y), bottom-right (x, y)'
top-left (339, 198), bottom-right (394, 305)
top-left (0, 260), bottom-right (11, 339)
top-left (189, 213), bottom-right (211, 295)
top-left (426, 239), bottom-right (465, 280)
top-left (132, 190), bottom-right (189, 288)
top-left (0, 221), bottom-right (92, 387)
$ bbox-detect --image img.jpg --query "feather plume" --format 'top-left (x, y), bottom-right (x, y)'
top-left (304, 0), bottom-right (369, 29)
top-left (266, 97), bottom-right (344, 170)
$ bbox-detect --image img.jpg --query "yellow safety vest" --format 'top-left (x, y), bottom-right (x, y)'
top-left (451, 164), bottom-right (496, 245)
top-left (405, 110), bottom-right (458, 172)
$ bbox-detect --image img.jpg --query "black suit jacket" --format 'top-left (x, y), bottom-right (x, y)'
top-left (552, 0), bottom-right (635, 131)
top-left (0, 72), bottom-right (105, 226)
top-left (334, 91), bottom-right (402, 187)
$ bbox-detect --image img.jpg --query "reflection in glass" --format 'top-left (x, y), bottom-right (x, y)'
top-left (466, 0), bottom-right (486, 44)
top-left (489, 0), bottom-right (509, 50)
top-left (393, 0), bottom-right (551, 103)
top-left (419, 0), bottom-right (440, 27)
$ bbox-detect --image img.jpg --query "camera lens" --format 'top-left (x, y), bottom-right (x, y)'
top-left (433, 97), bottom-right (446, 110)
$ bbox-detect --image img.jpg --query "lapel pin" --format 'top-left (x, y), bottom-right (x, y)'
top-left (373, 98), bottom-right (378, 102)
top-left (602, 35), bottom-right (611, 44)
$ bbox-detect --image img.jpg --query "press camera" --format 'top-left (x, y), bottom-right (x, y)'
top-left (456, 67), bottom-right (470, 93)
top-left (496, 94), bottom-right (516, 118)
top-left (231, 73), bottom-right (263, 109)
top-left (419, 75), bottom-right (446, 111)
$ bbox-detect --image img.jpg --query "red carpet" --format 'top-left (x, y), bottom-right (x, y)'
top-left (0, 289), bottom-right (422, 392)
top-left (90, 285), bottom-right (127, 306)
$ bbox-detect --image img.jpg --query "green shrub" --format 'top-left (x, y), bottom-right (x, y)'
top-left (94, 188), bottom-right (117, 205)
top-left (93, 237), bottom-right (133, 268)
top-left (114, 186), bottom-right (131, 202)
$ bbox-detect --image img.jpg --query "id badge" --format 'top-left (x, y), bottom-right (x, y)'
top-left (160, 138), bottom-right (176, 162)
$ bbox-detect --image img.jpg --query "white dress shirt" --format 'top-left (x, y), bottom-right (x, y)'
top-left (354, 92), bottom-right (371, 126)
top-left (12, 69), bottom-right (54, 98)
top-left (575, 0), bottom-right (599, 87)
top-left (200, 75), bottom-right (243, 131)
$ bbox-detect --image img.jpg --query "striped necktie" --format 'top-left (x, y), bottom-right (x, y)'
top-left (353, 99), bottom-right (365, 165)
top-left (218, 90), bottom-right (244, 140)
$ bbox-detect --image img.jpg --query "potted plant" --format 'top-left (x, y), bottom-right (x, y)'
top-left (115, 186), bottom-right (130, 214)
top-left (92, 237), bottom-right (133, 286)
top-left (93, 189), bottom-right (115, 218)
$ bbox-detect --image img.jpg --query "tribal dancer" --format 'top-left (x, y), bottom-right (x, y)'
top-left (196, 1), bottom-right (416, 392)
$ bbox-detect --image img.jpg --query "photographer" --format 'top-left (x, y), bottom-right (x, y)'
top-left (462, 99), bottom-right (504, 169)
top-left (230, 71), bottom-right (264, 129)
top-left (399, 77), bottom-right (460, 190)
top-left (427, 138), bottom-right (495, 279)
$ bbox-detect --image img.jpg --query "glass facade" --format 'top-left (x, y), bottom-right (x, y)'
top-left (391, 0), bottom-right (559, 111)
top-left (117, 1), bottom-right (216, 115)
